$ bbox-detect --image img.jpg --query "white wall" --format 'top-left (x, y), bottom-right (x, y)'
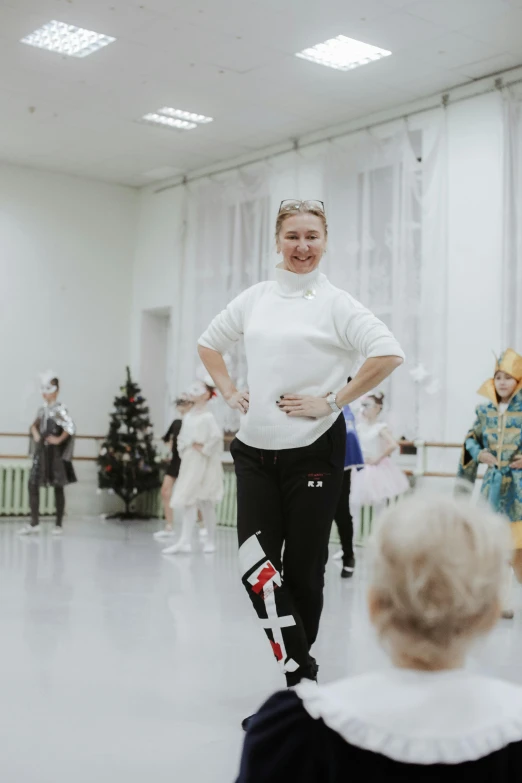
top-left (0, 163), bottom-right (138, 437)
top-left (0, 163), bottom-right (139, 516)
top-left (131, 185), bottom-right (185, 427)
top-left (140, 309), bottom-right (170, 434)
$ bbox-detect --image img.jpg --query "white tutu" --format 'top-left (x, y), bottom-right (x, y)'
top-left (169, 407), bottom-right (224, 509)
top-left (350, 458), bottom-right (409, 509)
top-left (170, 449), bottom-right (224, 508)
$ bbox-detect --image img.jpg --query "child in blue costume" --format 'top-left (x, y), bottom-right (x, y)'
top-left (458, 348), bottom-right (522, 616)
top-left (332, 404), bottom-right (364, 578)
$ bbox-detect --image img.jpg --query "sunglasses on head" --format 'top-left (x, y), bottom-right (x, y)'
top-left (279, 199), bottom-right (325, 213)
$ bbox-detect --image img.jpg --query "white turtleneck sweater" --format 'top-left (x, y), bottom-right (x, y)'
top-left (198, 266), bottom-right (404, 451)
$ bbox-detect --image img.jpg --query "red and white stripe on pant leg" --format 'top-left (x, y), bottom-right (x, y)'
top-left (239, 534), bottom-right (299, 674)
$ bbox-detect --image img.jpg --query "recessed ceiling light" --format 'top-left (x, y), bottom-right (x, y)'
top-left (21, 20), bottom-right (116, 58)
top-left (158, 107), bottom-right (213, 124)
top-left (141, 113), bottom-right (198, 131)
top-left (140, 107), bottom-right (213, 131)
top-left (296, 35), bottom-right (391, 71)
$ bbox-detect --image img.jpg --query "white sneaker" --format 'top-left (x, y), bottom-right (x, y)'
top-left (332, 550), bottom-right (343, 561)
top-left (19, 524), bottom-right (40, 535)
top-left (162, 542), bottom-right (192, 555)
top-left (51, 527), bottom-right (63, 536)
top-left (203, 542), bottom-right (216, 553)
top-left (153, 529), bottom-right (174, 540)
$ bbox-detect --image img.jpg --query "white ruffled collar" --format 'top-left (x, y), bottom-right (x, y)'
top-left (296, 668), bottom-right (522, 765)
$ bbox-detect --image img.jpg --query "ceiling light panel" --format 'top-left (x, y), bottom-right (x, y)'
top-left (296, 35), bottom-right (391, 71)
top-left (141, 113), bottom-right (198, 131)
top-left (21, 20), bottom-right (116, 58)
top-left (140, 107), bottom-right (214, 131)
top-left (158, 107), bottom-right (213, 124)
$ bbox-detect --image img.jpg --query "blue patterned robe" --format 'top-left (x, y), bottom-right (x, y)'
top-left (458, 390), bottom-right (522, 544)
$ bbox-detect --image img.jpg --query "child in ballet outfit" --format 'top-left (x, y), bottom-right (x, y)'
top-left (153, 396), bottom-right (193, 540)
top-left (350, 392), bottom-right (409, 518)
top-left (162, 381), bottom-right (224, 555)
top-left (19, 371), bottom-right (76, 536)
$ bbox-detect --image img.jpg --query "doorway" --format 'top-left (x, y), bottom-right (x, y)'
top-left (140, 307), bottom-right (171, 436)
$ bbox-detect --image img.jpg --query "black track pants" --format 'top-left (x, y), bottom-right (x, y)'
top-left (231, 415), bottom-right (345, 686)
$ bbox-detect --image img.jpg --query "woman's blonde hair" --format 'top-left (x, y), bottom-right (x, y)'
top-left (371, 495), bottom-right (510, 668)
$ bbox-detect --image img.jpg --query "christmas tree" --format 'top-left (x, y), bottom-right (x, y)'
top-left (98, 367), bottom-right (161, 518)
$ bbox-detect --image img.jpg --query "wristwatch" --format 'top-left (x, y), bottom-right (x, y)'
top-left (326, 393), bottom-right (341, 413)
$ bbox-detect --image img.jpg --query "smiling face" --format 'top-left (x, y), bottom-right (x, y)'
top-left (276, 213), bottom-right (327, 275)
top-left (494, 370), bottom-right (517, 403)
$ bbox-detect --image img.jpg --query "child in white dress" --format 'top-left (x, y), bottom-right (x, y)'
top-left (350, 392), bottom-right (409, 516)
top-left (162, 381), bottom-right (224, 555)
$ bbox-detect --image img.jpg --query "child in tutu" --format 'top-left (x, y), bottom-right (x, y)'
top-left (350, 392), bottom-right (408, 518)
top-left (162, 380), bottom-right (224, 555)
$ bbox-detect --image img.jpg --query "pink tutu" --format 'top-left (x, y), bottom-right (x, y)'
top-left (350, 458), bottom-right (409, 509)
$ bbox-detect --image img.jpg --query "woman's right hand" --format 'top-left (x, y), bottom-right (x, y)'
top-left (32, 432), bottom-right (41, 444)
top-left (479, 450), bottom-right (497, 467)
top-left (225, 390), bottom-right (249, 415)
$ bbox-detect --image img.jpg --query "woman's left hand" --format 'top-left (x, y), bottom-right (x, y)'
top-left (193, 443), bottom-right (204, 452)
top-left (277, 395), bottom-right (331, 419)
top-left (510, 457), bottom-right (522, 469)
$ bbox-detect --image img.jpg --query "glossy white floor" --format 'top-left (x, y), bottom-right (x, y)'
top-left (1, 518), bottom-right (522, 783)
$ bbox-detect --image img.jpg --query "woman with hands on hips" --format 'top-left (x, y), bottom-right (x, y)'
top-left (198, 199), bottom-right (404, 729)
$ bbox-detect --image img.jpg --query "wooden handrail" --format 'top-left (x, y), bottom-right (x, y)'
top-left (398, 440), bottom-right (462, 449)
top-left (0, 454), bottom-right (97, 461)
top-left (0, 433), bottom-right (104, 440)
top-left (2, 434), bottom-right (458, 446)
top-left (0, 460), bottom-right (482, 479)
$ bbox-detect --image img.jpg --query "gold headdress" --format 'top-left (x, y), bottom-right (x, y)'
top-left (477, 348), bottom-right (522, 404)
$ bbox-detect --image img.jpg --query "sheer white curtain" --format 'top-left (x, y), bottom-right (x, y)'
top-left (323, 128), bottom-right (422, 439)
top-left (174, 166), bottom-right (272, 430)
top-left (502, 86), bottom-right (522, 349)
top-left (321, 118), bottom-right (448, 440)
top-left (417, 111), bottom-right (449, 442)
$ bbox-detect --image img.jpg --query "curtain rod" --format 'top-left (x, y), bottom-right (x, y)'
top-left (154, 69), bottom-right (522, 195)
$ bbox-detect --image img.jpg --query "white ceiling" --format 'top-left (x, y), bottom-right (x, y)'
top-left (0, 0), bottom-right (521, 187)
